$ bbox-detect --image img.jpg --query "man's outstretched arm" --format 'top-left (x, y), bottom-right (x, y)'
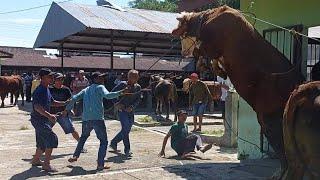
top-left (158, 133), bottom-right (171, 157)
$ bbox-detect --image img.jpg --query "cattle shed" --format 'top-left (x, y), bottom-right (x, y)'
top-left (0, 46), bottom-right (193, 75)
top-left (0, 49), bottom-right (13, 75)
top-left (34, 1), bottom-right (184, 71)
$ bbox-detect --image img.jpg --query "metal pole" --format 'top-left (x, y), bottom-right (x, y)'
top-left (0, 57), bottom-right (2, 75)
top-left (110, 30), bottom-right (114, 71)
top-left (133, 50), bottom-right (136, 70)
top-left (61, 43), bottom-right (64, 71)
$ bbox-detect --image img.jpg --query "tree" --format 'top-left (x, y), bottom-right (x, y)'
top-left (129, 0), bottom-right (177, 12)
top-left (129, 0), bottom-right (240, 12)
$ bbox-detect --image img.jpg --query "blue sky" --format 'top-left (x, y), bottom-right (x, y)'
top-left (0, 0), bottom-right (131, 48)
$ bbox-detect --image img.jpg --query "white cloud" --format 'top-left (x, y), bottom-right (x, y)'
top-left (0, 18), bottom-right (43, 25)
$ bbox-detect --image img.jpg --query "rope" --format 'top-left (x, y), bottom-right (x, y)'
top-left (241, 12), bottom-right (320, 43)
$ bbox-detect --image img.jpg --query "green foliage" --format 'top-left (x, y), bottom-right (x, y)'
top-left (201, 129), bottom-right (224, 137)
top-left (137, 115), bottom-right (155, 123)
top-left (129, 0), bottom-right (177, 12)
top-left (19, 125), bottom-right (29, 130)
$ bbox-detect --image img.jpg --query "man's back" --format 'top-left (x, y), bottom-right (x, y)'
top-left (68, 84), bottom-right (121, 121)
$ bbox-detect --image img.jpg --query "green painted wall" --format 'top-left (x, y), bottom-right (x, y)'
top-left (240, 0), bottom-right (320, 33)
top-left (236, 1), bottom-right (319, 159)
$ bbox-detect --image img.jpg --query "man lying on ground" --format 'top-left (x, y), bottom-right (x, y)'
top-left (158, 110), bottom-right (213, 158)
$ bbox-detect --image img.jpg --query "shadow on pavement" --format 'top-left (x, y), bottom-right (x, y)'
top-left (22, 153), bottom-right (73, 163)
top-left (17, 100), bottom-right (32, 113)
top-left (9, 166), bottom-right (53, 180)
top-left (106, 151), bottom-right (132, 164)
top-left (167, 154), bottom-right (210, 161)
top-left (163, 159), bottom-right (279, 179)
top-left (57, 165), bottom-right (98, 176)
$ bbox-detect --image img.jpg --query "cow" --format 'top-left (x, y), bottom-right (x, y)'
top-left (172, 5), bottom-right (308, 179)
top-left (283, 81), bottom-right (320, 179)
top-left (0, 76), bottom-right (24, 107)
top-left (149, 75), bottom-right (178, 121)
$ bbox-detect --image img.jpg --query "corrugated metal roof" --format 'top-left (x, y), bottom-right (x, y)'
top-left (34, 2), bottom-right (182, 56)
top-left (58, 2), bottom-right (179, 33)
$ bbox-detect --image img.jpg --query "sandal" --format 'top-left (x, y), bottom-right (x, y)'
top-left (68, 157), bottom-right (78, 163)
top-left (31, 161), bottom-right (43, 166)
top-left (97, 164), bottom-right (111, 171)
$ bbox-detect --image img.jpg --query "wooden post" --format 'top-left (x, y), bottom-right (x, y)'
top-left (110, 30), bottom-right (114, 71)
top-left (61, 43), bottom-right (64, 71)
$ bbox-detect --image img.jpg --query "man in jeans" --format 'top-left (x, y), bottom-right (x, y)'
top-left (65, 72), bottom-right (127, 171)
top-left (110, 70), bottom-right (141, 157)
top-left (30, 68), bottom-right (69, 172)
top-left (189, 73), bottom-right (212, 132)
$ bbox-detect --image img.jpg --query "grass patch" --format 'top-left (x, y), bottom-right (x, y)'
top-left (131, 127), bottom-right (143, 132)
top-left (19, 125), bottom-right (29, 130)
top-left (137, 116), bottom-right (156, 123)
top-left (201, 129), bottom-right (224, 137)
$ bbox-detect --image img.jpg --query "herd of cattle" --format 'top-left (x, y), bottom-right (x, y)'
top-left (0, 73), bottom-right (222, 119)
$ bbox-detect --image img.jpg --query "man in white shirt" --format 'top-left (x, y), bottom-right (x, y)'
top-left (217, 76), bottom-right (232, 119)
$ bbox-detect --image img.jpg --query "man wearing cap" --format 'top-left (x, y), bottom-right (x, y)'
top-left (70, 70), bottom-right (89, 117)
top-left (30, 68), bottom-right (69, 172)
top-left (49, 73), bottom-right (81, 145)
top-left (189, 73), bottom-right (212, 132)
top-left (158, 110), bottom-right (213, 158)
top-left (65, 71), bottom-right (128, 171)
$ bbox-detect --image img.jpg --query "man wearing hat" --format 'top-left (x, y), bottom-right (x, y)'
top-left (49, 73), bottom-right (81, 145)
top-left (189, 73), bottom-right (212, 132)
top-left (70, 70), bottom-right (89, 117)
top-left (65, 71), bottom-right (128, 171)
top-left (30, 68), bottom-right (70, 172)
top-left (158, 110), bottom-right (213, 158)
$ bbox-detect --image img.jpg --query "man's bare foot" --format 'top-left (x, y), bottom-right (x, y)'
top-left (97, 164), bottom-right (111, 171)
top-left (68, 157), bottom-right (78, 163)
top-left (200, 143), bottom-right (213, 153)
top-left (42, 164), bottom-right (58, 172)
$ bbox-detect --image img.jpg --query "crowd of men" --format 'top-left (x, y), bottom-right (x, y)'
top-left (2, 68), bottom-right (232, 172)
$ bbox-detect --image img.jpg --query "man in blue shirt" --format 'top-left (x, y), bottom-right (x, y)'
top-left (109, 69), bottom-right (141, 157)
top-left (66, 71), bottom-right (127, 171)
top-left (30, 68), bottom-right (69, 172)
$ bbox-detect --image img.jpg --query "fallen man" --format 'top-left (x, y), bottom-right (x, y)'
top-left (158, 110), bottom-right (213, 158)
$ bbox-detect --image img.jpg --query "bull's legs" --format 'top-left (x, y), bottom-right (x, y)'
top-left (10, 93), bottom-right (13, 104)
top-left (13, 92), bottom-right (18, 106)
top-left (155, 99), bottom-right (160, 115)
top-left (164, 99), bottom-right (169, 120)
top-left (260, 113), bottom-right (288, 179)
top-left (1, 94), bottom-right (5, 108)
top-left (21, 91), bottom-right (24, 106)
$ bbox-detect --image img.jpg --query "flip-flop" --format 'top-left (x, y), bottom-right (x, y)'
top-left (68, 157), bottom-right (78, 163)
top-left (97, 165), bottom-right (111, 171)
top-left (31, 162), bottom-right (43, 166)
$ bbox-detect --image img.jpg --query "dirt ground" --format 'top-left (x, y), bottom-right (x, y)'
top-left (0, 98), bottom-right (279, 180)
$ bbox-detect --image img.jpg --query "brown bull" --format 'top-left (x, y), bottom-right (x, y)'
top-left (0, 76), bottom-right (24, 107)
top-left (150, 75), bottom-right (178, 121)
top-left (282, 81), bottom-right (320, 179)
top-left (172, 6), bottom-right (309, 179)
